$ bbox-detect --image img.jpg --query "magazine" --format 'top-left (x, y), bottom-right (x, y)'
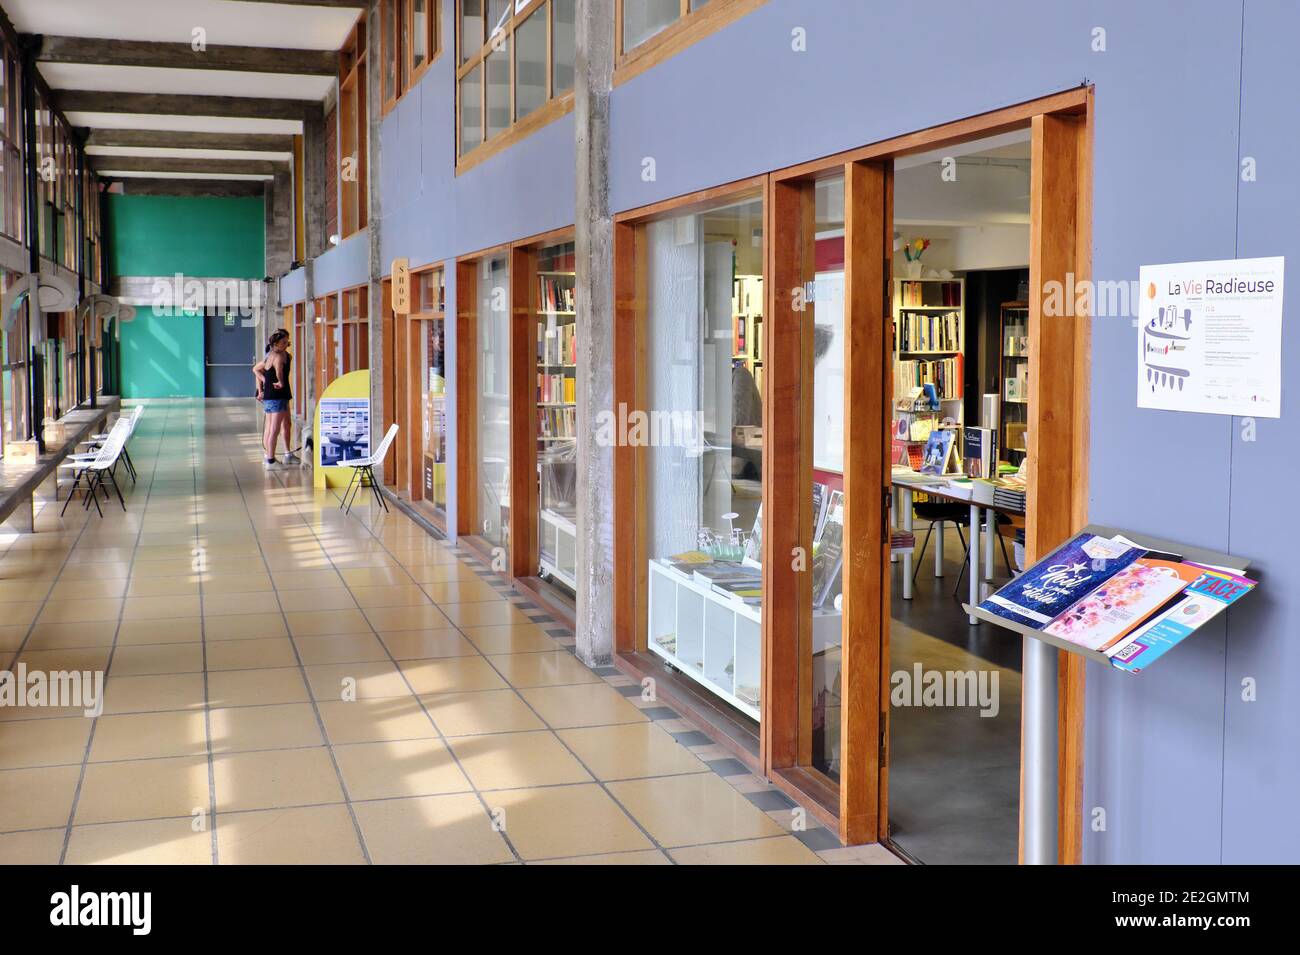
top-left (978, 533), bottom-right (1143, 629)
top-left (920, 429), bottom-right (957, 475)
top-left (1106, 565), bottom-right (1256, 672)
top-left (812, 493), bottom-right (844, 608)
top-left (1042, 558), bottom-right (1204, 652)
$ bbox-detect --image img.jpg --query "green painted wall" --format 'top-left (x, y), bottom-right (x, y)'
top-left (108, 195), bottom-right (265, 279)
top-left (107, 194), bottom-right (264, 397)
top-left (120, 308), bottom-right (205, 398)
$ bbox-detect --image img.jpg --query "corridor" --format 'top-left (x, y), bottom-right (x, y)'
top-left (0, 400), bottom-right (887, 865)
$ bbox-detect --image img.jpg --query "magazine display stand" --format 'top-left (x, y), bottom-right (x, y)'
top-left (963, 522), bottom-right (1255, 667)
top-left (967, 523), bottom-right (1255, 865)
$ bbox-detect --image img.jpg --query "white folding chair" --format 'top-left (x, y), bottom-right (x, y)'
top-left (60, 418), bottom-right (130, 517)
top-left (81, 404), bottom-right (144, 483)
top-left (339, 423), bottom-right (399, 514)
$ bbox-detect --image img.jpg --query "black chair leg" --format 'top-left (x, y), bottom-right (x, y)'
top-left (911, 521), bottom-right (935, 586)
top-left (61, 471), bottom-right (83, 516)
top-left (367, 467), bottom-right (388, 512)
top-left (85, 474), bottom-right (104, 517)
top-left (105, 469), bottom-right (127, 511)
top-left (340, 467), bottom-right (359, 511)
top-left (999, 530), bottom-right (1013, 575)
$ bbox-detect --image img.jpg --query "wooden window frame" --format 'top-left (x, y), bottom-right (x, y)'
top-left (454, 0), bottom-right (575, 175)
top-left (611, 88), bottom-right (1093, 859)
top-left (382, 0), bottom-right (442, 116)
top-left (614, 0), bottom-right (768, 87)
top-left (339, 17), bottom-right (368, 237)
top-left (402, 263), bottom-right (449, 529)
top-left (339, 284), bottom-right (370, 377)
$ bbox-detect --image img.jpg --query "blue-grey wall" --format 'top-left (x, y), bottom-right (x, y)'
top-left (369, 0), bottom-right (1297, 863)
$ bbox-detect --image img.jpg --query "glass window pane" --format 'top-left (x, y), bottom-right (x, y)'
top-left (411, 0), bottom-right (428, 69)
top-left (535, 240), bottom-right (577, 595)
top-left (485, 40), bottom-right (510, 140)
top-left (461, 0), bottom-right (484, 62)
top-left (424, 273), bottom-right (448, 517)
top-left (552, 0), bottom-right (576, 95)
top-left (459, 63), bottom-right (482, 154)
top-left (400, 0), bottom-right (411, 91)
top-left (486, 0), bottom-right (511, 36)
top-left (623, 0), bottom-right (679, 51)
top-left (383, 0), bottom-right (398, 98)
top-left (642, 196), bottom-right (765, 720)
top-left (514, 8), bottom-right (547, 121)
top-left (477, 254), bottom-right (510, 549)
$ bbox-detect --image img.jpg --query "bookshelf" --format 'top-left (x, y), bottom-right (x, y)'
top-left (733, 274), bottom-right (763, 393)
top-left (999, 301), bottom-right (1028, 461)
top-left (892, 277), bottom-right (965, 468)
top-left (536, 263), bottom-right (578, 591)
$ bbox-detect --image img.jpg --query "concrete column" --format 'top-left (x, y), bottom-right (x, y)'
top-left (302, 259), bottom-right (317, 434)
top-left (365, 0), bottom-right (386, 484)
top-left (303, 104), bottom-right (328, 260)
top-left (573, 0), bottom-right (615, 666)
top-left (265, 169), bottom-right (294, 279)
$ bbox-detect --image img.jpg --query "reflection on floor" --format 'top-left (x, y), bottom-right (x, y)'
top-left (0, 399), bottom-right (898, 866)
top-left (888, 522), bottom-right (1022, 864)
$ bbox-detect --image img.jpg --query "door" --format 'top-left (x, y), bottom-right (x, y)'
top-left (204, 309), bottom-right (255, 398)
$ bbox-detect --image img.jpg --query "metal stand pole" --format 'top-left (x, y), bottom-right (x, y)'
top-left (1022, 635), bottom-right (1059, 864)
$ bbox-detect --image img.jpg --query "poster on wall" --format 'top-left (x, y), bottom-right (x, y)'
top-left (1137, 256), bottom-right (1284, 418)
top-left (319, 397), bottom-right (371, 466)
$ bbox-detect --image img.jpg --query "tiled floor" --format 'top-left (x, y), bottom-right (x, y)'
top-left (0, 399), bottom-right (901, 866)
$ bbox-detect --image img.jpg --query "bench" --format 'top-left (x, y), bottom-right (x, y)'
top-left (0, 397), bottom-right (123, 533)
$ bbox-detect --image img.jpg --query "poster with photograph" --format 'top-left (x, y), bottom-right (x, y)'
top-left (1137, 256), bottom-right (1284, 417)
top-left (319, 398), bottom-right (371, 466)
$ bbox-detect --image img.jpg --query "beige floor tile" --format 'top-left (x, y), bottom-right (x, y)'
top-left (333, 738), bottom-right (471, 801)
top-left (203, 591), bottom-right (282, 616)
top-left (203, 613), bottom-right (288, 641)
top-left (315, 698), bottom-right (440, 745)
top-left (14, 646), bottom-right (113, 674)
top-left (125, 576), bottom-right (203, 598)
top-left (102, 673), bottom-right (206, 715)
top-left (397, 657), bottom-right (509, 695)
top-left (0, 716), bottom-right (92, 769)
top-left (422, 579), bottom-right (503, 604)
top-left (216, 804), bottom-right (365, 864)
top-left (461, 624), bottom-right (560, 654)
top-left (0, 600), bottom-right (40, 627)
top-left (128, 558), bottom-right (201, 578)
top-left (294, 632), bottom-right (390, 665)
top-left (208, 702), bottom-right (324, 754)
top-left (519, 683), bottom-right (649, 730)
top-left (90, 710), bottom-right (209, 762)
top-left (110, 643), bottom-right (204, 676)
top-left (275, 588), bottom-right (358, 613)
top-left (669, 836), bottom-right (824, 865)
top-left (348, 584), bottom-right (432, 608)
top-left (439, 601), bottom-right (532, 628)
top-left (379, 629), bottom-right (476, 660)
top-left (531, 849), bottom-right (672, 865)
top-left (406, 564), bottom-right (483, 584)
top-left (285, 608), bottom-right (369, 636)
top-left (122, 595), bottom-right (201, 620)
top-left (0, 580), bottom-right (52, 601)
top-left (556, 723), bottom-right (706, 780)
top-left (0, 764), bottom-right (81, 830)
top-left (212, 747), bottom-right (343, 812)
top-left (606, 773), bottom-right (787, 848)
top-left (0, 624), bottom-right (28, 652)
top-left (55, 562), bottom-right (132, 581)
top-left (490, 784), bottom-right (653, 860)
top-left (65, 816), bottom-right (214, 865)
top-left (75, 755), bottom-right (211, 825)
top-left (115, 617), bottom-right (203, 645)
top-left (207, 667), bottom-right (309, 708)
top-left (488, 651), bottom-right (602, 689)
top-left (304, 661), bottom-right (413, 701)
top-left (271, 570), bottom-right (347, 591)
top-left (25, 619), bottom-right (118, 649)
top-left (0, 827), bottom-right (66, 864)
top-left (362, 604), bottom-right (452, 632)
top-left (337, 567), bottom-right (412, 588)
top-left (52, 578), bottom-right (130, 600)
top-left (205, 637), bottom-right (299, 670)
top-left (352, 793), bottom-right (513, 865)
top-left (200, 572), bottom-right (273, 594)
top-left (447, 730), bottom-right (591, 790)
top-left (419, 689), bottom-right (547, 737)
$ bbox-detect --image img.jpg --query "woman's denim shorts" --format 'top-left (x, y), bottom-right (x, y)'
top-left (263, 399), bottom-right (288, 413)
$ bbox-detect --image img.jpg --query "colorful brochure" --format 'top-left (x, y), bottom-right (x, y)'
top-left (1043, 558), bottom-right (1204, 652)
top-left (1106, 565), bottom-right (1257, 673)
top-left (979, 533), bottom-right (1143, 629)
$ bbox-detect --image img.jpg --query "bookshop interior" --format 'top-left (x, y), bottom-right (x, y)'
top-left (637, 130), bottom-right (1034, 864)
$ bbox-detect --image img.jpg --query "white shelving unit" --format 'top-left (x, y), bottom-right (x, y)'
top-left (539, 507), bottom-right (577, 589)
top-left (646, 560), bottom-right (844, 721)
top-left (892, 276), bottom-right (966, 429)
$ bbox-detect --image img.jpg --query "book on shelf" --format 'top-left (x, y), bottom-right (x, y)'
top-left (963, 427), bottom-right (998, 479)
top-left (538, 322), bottom-right (577, 366)
top-left (538, 373), bottom-right (575, 404)
top-left (897, 279), bottom-right (962, 308)
top-left (538, 405), bottom-right (576, 439)
top-left (894, 310), bottom-right (962, 352)
top-left (537, 275), bottom-right (576, 312)
top-left (811, 492), bottom-right (844, 608)
top-left (895, 354), bottom-right (963, 402)
top-left (919, 428), bottom-right (959, 475)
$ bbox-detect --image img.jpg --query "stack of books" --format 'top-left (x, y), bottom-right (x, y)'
top-left (992, 474), bottom-right (1027, 513)
top-left (692, 562), bottom-right (762, 606)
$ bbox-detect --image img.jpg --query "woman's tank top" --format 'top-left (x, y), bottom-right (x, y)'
top-left (265, 352), bottom-right (292, 401)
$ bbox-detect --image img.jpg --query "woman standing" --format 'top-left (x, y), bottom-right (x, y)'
top-left (254, 330), bottom-right (292, 469)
